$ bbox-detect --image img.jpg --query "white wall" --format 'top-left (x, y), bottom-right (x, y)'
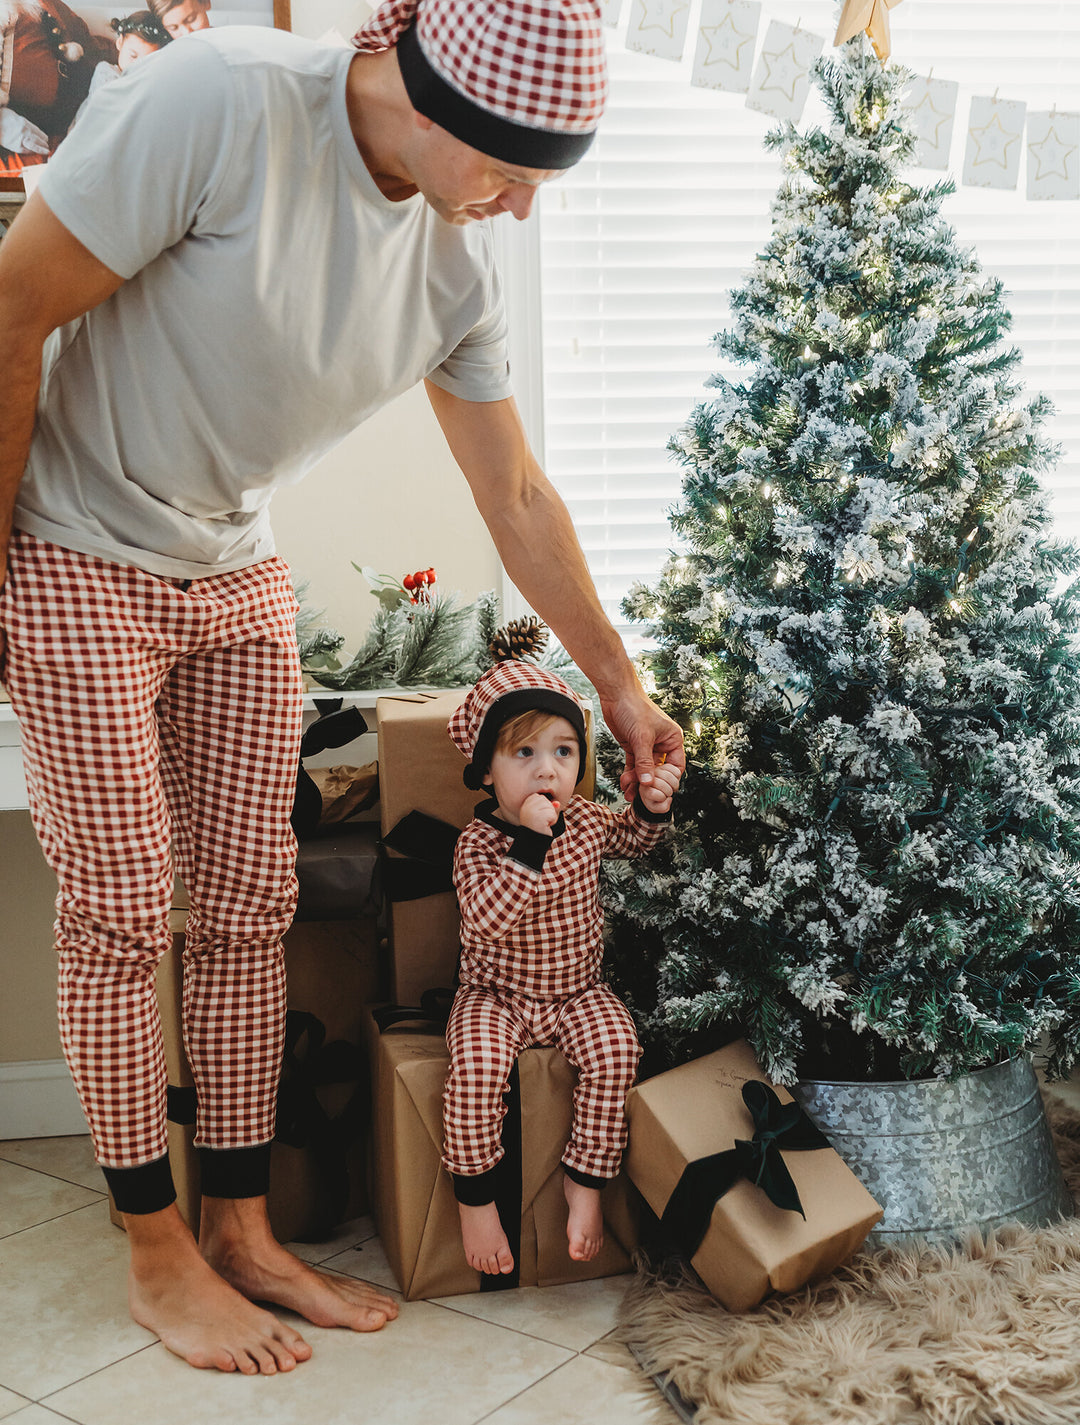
top-left (270, 383), bottom-right (502, 654)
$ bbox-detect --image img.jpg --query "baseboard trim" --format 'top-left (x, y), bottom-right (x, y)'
top-left (0, 1059), bottom-right (89, 1139)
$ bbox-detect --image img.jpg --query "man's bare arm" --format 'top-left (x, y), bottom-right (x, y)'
top-left (0, 194), bottom-right (125, 591)
top-left (425, 380), bottom-right (685, 795)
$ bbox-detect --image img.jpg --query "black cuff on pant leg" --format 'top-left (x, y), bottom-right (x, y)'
top-left (452, 1157), bottom-right (507, 1206)
top-left (103, 1155), bottom-right (177, 1215)
top-left (198, 1144), bottom-right (272, 1200)
top-left (562, 1162), bottom-right (612, 1191)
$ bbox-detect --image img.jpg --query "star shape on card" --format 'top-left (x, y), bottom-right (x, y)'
top-left (700, 10), bottom-right (754, 72)
top-left (970, 110), bottom-right (1018, 171)
top-left (908, 86), bottom-right (952, 150)
top-left (636, 0), bottom-right (688, 40)
top-left (834, 0), bottom-right (904, 62)
top-left (758, 41), bottom-right (803, 103)
top-left (1029, 124), bottom-right (1075, 183)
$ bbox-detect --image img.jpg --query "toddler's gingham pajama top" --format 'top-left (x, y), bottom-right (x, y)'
top-left (443, 794), bottom-right (669, 1196)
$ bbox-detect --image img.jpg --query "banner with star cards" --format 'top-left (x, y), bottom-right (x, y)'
top-left (962, 95), bottom-right (1026, 191)
top-left (746, 20), bottom-right (823, 124)
top-left (1026, 111), bottom-right (1079, 201)
top-left (626, 0), bottom-right (692, 62)
top-left (692, 0), bottom-right (761, 95)
top-left (902, 75), bottom-right (959, 171)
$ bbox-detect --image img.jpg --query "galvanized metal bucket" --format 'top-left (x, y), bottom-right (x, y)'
top-left (793, 1056), bottom-right (1074, 1249)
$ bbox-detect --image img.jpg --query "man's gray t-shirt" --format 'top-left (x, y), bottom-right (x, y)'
top-left (18, 28), bottom-right (513, 579)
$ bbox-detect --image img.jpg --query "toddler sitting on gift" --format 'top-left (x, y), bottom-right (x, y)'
top-left (442, 651), bottom-right (680, 1275)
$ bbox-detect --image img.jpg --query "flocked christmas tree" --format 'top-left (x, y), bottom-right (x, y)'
top-left (602, 35), bottom-right (1080, 1085)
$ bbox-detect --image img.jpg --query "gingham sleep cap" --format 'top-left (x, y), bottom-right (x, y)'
top-left (353, 0), bottom-right (607, 170)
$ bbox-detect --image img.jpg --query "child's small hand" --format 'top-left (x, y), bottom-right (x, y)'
top-left (520, 791), bottom-right (560, 835)
top-left (638, 760), bottom-right (681, 815)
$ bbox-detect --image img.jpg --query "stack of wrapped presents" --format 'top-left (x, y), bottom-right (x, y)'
top-left (368, 690), bottom-right (883, 1305)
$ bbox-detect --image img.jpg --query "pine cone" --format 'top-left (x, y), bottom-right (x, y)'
top-left (488, 617), bottom-right (549, 663)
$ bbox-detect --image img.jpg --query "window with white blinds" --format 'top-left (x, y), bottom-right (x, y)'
top-left (523, 0), bottom-right (1080, 642)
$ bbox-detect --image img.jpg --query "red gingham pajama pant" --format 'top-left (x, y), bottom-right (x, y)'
top-left (442, 980), bottom-right (641, 1182)
top-left (0, 532), bottom-right (303, 1170)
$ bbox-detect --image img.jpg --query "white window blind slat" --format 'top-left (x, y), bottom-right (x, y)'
top-left (534, 0), bottom-right (1080, 635)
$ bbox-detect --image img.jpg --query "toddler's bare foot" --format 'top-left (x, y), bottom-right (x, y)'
top-left (458, 1200), bottom-right (515, 1275)
top-left (200, 1199), bottom-right (398, 1333)
top-left (126, 1205), bottom-right (311, 1374)
top-left (563, 1175), bottom-right (604, 1262)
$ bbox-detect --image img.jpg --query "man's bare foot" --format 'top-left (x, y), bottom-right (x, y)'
top-left (126, 1205), bottom-right (311, 1374)
top-left (200, 1196), bottom-right (399, 1333)
top-left (564, 1175), bottom-right (604, 1261)
top-left (458, 1201), bottom-right (515, 1275)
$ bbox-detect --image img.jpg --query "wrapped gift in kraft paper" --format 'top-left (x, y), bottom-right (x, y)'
top-left (625, 1039), bottom-right (883, 1312)
top-left (364, 1003), bottom-right (637, 1300)
top-left (377, 691), bottom-right (594, 1004)
top-left (377, 691), bottom-right (484, 1003)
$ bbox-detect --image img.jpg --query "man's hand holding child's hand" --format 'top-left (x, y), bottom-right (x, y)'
top-left (637, 761), bottom-right (681, 816)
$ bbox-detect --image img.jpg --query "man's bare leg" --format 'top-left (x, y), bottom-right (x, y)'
top-left (199, 1195), bottom-right (399, 1331)
top-left (126, 1203), bottom-right (312, 1374)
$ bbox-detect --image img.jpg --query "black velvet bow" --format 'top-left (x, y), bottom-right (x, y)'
top-left (291, 702), bottom-right (370, 839)
top-left (658, 1080), bottom-right (830, 1259)
top-left (380, 810), bottom-right (461, 901)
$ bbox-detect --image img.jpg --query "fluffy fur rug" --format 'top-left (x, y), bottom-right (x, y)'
top-left (619, 1094), bottom-right (1080, 1425)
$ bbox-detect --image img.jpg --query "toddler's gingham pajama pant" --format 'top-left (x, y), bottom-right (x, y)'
top-left (1, 531), bottom-right (303, 1211)
top-left (443, 979), bottom-right (641, 1192)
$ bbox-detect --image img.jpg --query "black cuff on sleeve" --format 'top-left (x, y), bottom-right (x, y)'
top-left (452, 1157), bottom-right (507, 1205)
top-left (198, 1143), bottom-right (272, 1200)
top-left (562, 1162), bottom-right (613, 1190)
top-left (103, 1154), bottom-right (177, 1215)
top-left (632, 792), bottom-right (671, 825)
top-left (507, 825), bottom-right (551, 872)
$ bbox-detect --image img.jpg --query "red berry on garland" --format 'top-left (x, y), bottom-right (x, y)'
top-left (402, 572), bottom-right (416, 590)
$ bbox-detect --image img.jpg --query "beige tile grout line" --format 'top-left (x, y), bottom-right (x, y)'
top-left (0, 1199), bottom-right (108, 1243)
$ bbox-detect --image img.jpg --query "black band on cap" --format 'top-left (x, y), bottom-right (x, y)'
top-left (397, 22), bottom-right (596, 171)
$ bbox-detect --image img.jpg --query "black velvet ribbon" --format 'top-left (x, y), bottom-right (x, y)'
top-left (380, 810), bottom-right (461, 901)
top-left (291, 702), bottom-right (370, 839)
top-left (275, 1009), bottom-right (370, 1241)
top-left (658, 1081), bottom-right (830, 1259)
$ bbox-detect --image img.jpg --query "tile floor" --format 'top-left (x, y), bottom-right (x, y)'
top-left (0, 1135), bottom-right (679, 1425)
top-left (4, 1077), bottom-right (1078, 1425)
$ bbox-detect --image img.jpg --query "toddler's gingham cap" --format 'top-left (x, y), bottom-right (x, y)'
top-left (448, 659), bottom-right (588, 790)
top-left (353, 0), bottom-right (606, 170)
